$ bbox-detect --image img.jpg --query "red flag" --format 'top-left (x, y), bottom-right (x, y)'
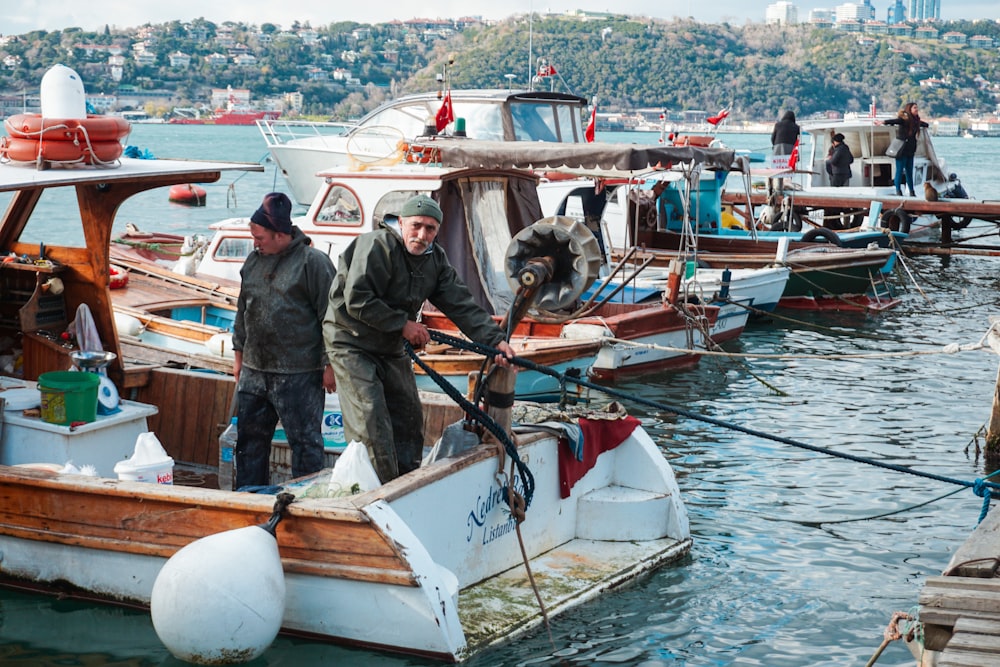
top-left (787, 137), bottom-right (800, 171)
top-left (706, 108), bottom-right (729, 126)
top-left (435, 91), bottom-right (454, 132)
top-left (585, 105), bottom-right (596, 143)
top-left (537, 63), bottom-right (558, 78)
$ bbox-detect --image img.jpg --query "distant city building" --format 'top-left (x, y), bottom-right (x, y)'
top-left (859, 0), bottom-right (876, 20)
top-left (808, 8), bottom-right (835, 23)
top-left (887, 0), bottom-right (907, 24)
top-left (908, 0), bottom-right (941, 21)
top-left (766, 1), bottom-right (799, 25)
top-left (835, 3), bottom-right (867, 22)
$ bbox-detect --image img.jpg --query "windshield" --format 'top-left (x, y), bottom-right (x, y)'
top-left (511, 101), bottom-right (579, 142)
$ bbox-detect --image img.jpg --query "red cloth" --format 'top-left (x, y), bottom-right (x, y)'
top-left (585, 105), bottom-right (597, 143)
top-left (558, 415), bottom-right (641, 498)
top-left (435, 92), bottom-right (454, 132)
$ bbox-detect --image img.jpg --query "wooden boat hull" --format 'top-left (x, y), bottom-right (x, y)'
top-left (415, 336), bottom-right (601, 402)
top-left (0, 423), bottom-right (690, 661)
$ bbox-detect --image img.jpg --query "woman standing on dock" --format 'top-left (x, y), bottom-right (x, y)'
top-left (883, 101), bottom-right (928, 197)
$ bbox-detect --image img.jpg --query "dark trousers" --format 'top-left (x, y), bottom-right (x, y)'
top-left (831, 173), bottom-right (850, 187)
top-left (235, 367), bottom-right (325, 489)
top-left (330, 345), bottom-right (423, 483)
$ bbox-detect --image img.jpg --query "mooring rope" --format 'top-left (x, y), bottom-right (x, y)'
top-left (405, 341), bottom-right (535, 511)
top-left (425, 330), bottom-right (1000, 511)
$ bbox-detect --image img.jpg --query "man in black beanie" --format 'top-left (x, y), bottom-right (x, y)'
top-left (232, 192), bottom-right (336, 488)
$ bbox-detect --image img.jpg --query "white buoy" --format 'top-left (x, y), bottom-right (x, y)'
top-left (150, 522), bottom-right (286, 664)
top-left (40, 64), bottom-right (87, 119)
top-left (205, 332), bottom-right (235, 358)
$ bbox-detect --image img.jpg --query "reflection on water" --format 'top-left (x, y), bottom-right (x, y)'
top-left (2, 127), bottom-right (1000, 665)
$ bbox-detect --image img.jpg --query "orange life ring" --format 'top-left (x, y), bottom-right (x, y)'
top-left (4, 113), bottom-right (130, 143)
top-left (0, 136), bottom-right (124, 164)
top-left (109, 265), bottom-right (129, 290)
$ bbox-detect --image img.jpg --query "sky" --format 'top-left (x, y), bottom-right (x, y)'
top-left (1, 1), bottom-right (997, 36)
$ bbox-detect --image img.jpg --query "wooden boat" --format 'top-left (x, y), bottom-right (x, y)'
top-left (0, 153), bottom-right (692, 661)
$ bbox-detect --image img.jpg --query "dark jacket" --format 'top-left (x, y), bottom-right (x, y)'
top-left (884, 114), bottom-right (928, 158)
top-left (771, 111), bottom-right (800, 149)
top-left (324, 224), bottom-right (506, 357)
top-left (233, 226), bottom-right (335, 373)
top-left (826, 142), bottom-right (854, 176)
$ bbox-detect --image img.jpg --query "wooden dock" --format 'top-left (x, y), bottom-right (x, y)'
top-left (915, 507), bottom-right (1000, 666)
top-left (720, 190), bottom-right (1000, 244)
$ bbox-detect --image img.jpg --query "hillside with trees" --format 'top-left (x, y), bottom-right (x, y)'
top-left (1, 15), bottom-right (998, 121)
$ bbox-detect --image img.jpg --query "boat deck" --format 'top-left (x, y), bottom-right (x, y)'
top-left (460, 535), bottom-right (692, 655)
top-left (915, 507), bottom-right (1000, 666)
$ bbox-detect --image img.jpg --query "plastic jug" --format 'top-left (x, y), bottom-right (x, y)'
top-left (219, 417), bottom-right (237, 491)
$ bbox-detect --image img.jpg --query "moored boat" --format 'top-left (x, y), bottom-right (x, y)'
top-left (0, 146), bottom-right (693, 662)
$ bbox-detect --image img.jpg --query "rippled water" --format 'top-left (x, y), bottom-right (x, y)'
top-left (2, 127), bottom-right (999, 666)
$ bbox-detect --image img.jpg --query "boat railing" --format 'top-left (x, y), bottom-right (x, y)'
top-left (256, 118), bottom-right (356, 147)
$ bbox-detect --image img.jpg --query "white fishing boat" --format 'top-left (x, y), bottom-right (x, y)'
top-left (259, 88), bottom-right (590, 205)
top-left (0, 149), bottom-right (693, 662)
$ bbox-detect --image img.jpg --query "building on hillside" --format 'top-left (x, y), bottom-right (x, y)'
top-left (766, 1), bottom-right (798, 25)
top-left (908, 0), bottom-right (940, 21)
top-left (835, 3), bottom-right (867, 22)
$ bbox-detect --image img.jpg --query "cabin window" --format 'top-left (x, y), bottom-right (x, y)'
top-left (453, 102), bottom-right (505, 141)
top-left (510, 103), bottom-right (559, 142)
top-left (363, 105), bottom-right (426, 140)
top-left (315, 185), bottom-right (362, 227)
top-left (213, 237), bottom-right (253, 262)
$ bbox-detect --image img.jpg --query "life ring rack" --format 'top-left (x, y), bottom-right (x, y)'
top-left (1, 113), bottom-right (130, 166)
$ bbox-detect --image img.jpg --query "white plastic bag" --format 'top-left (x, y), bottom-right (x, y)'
top-left (327, 440), bottom-right (381, 497)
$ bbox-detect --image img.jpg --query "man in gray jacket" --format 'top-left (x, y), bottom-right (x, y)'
top-left (324, 194), bottom-right (514, 483)
top-left (232, 192), bottom-right (335, 489)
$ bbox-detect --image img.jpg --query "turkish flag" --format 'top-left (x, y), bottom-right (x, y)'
top-left (787, 138), bottom-right (800, 171)
top-left (585, 105), bottom-right (596, 142)
top-left (435, 91), bottom-right (454, 132)
top-left (706, 108), bottom-right (729, 126)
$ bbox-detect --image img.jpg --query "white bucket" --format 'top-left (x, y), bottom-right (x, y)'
top-left (114, 431), bottom-right (174, 484)
top-left (114, 458), bottom-right (174, 484)
top-left (40, 64), bottom-right (87, 119)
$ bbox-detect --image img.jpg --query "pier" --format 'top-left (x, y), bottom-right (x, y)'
top-left (915, 507), bottom-right (1000, 666)
top-left (720, 189), bottom-right (1000, 248)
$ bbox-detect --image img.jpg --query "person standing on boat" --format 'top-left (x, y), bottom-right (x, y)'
top-left (232, 192), bottom-right (336, 489)
top-left (770, 110), bottom-right (800, 156)
top-left (323, 194), bottom-right (515, 484)
top-left (825, 133), bottom-right (854, 187)
top-left (882, 102), bottom-right (928, 197)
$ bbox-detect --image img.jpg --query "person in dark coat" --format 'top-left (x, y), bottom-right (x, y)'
top-left (883, 101), bottom-right (929, 197)
top-left (232, 192), bottom-right (336, 489)
top-left (770, 110), bottom-right (800, 156)
top-left (323, 195), bottom-right (514, 483)
top-left (825, 133), bottom-right (854, 187)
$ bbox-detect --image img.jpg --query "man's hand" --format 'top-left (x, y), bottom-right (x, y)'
top-left (322, 364), bottom-right (336, 393)
top-left (402, 320), bottom-right (430, 348)
top-left (493, 340), bottom-right (516, 369)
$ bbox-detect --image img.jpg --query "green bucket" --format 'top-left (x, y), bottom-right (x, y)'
top-left (38, 371), bottom-right (100, 425)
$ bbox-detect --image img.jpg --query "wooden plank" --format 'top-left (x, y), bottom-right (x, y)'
top-left (948, 631), bottom-right (1000, 654)
top-left (135, 367), bottom-right (234, 466)
top-left (917, 609), bottom-right (1000, 627)
top-left (955, 616), bottom-right (1000, 637)
top-left (924, 576), bottom-right (1000, 594)
top-left (944, 508), bottom-right (1000, 577)
top-left (939, 650), bottom-right (1000, 667)
top-left (918, 587), bottom-right (1000, 615)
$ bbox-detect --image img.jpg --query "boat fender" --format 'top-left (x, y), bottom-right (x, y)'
top-left (769, 212), bottom-right (802, 233)
top-left (40, 64), bottom-right (87, 119)
top-left (206, 333), bottom-right (235, 358)
top-left (880, 207), bottom-right (911, 234)
top-left (113, 312), bottom-right (144, 337)
top-left (941, 214), bottom-right (972, 231)
top-left (150, 495), bottom-right (292, 664)
top-left (799, 227), bottom-right (844, 246)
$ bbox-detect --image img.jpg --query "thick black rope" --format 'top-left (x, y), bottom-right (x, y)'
top-left (426, 330), bottom-right (1000, 509)
top-left (405, 341), bottom-right (535, 511)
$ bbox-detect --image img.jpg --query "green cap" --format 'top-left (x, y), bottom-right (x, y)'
top-left (398, 194), bottom-right (442, 223)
